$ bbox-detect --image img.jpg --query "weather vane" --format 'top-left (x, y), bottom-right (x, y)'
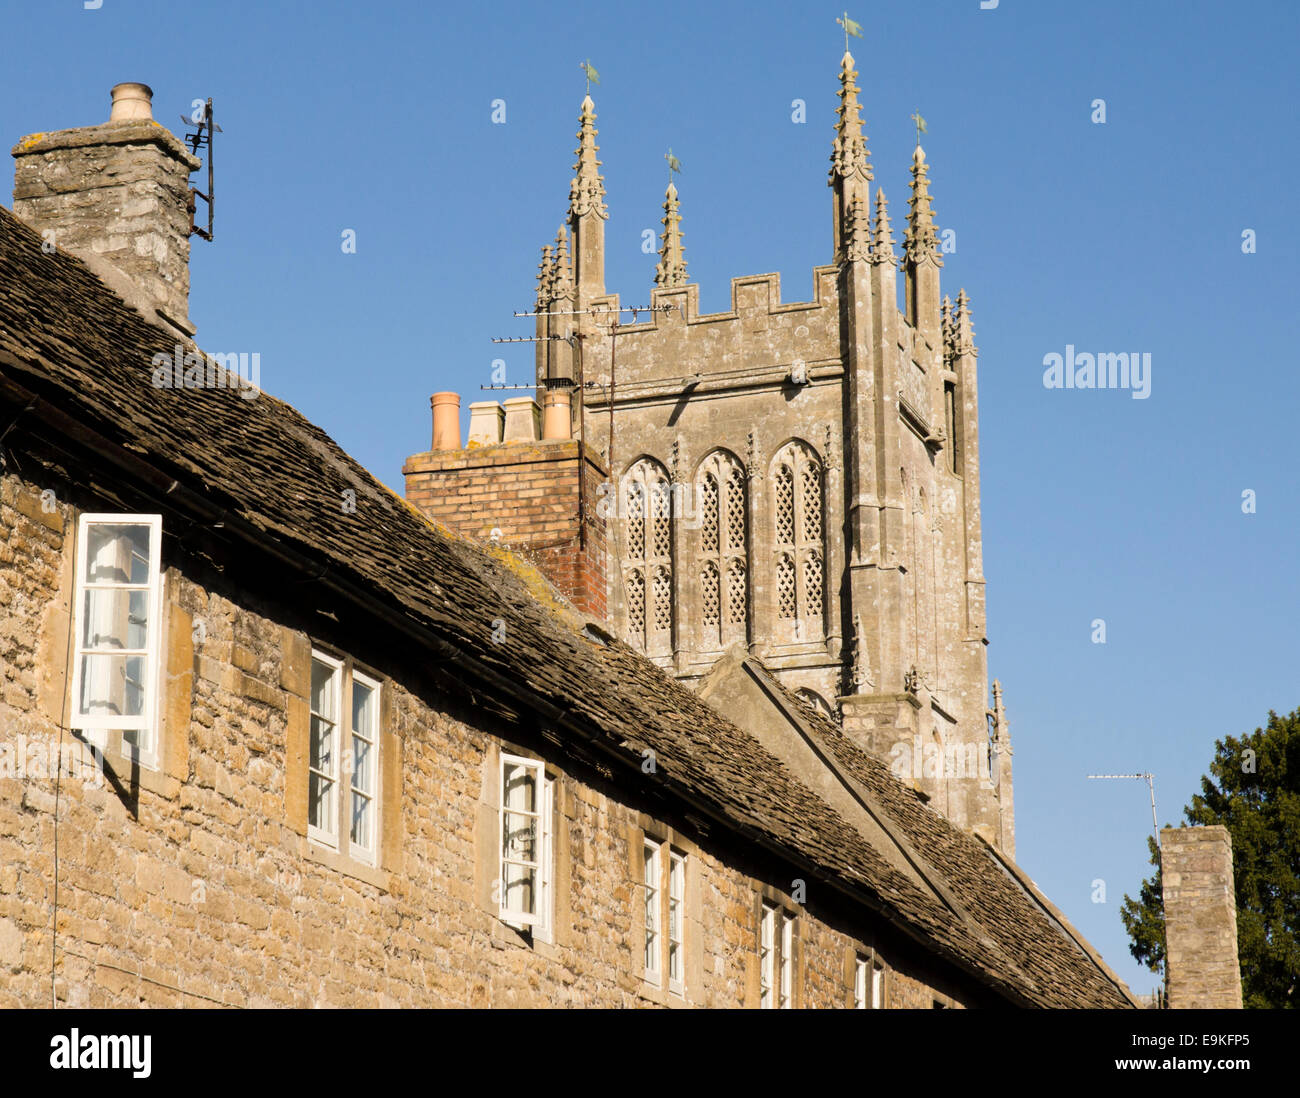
top-left (665, 148), bottom-right (682, 183)
top-left (911, 110), bottom-right (928, 146)
top-left (580, 59), bottom-right (600, 94)
top-left (836, 12), bottom-right (863, 52)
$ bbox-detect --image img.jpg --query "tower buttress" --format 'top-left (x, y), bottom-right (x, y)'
top-left (865, 187), bottom-right (908, 700)
top-left (828, 51), bottom-right (873, 262)
top-left (904, 144), bottom-right (942, 347)
top-left (840, 194), bottom-right (876, 570)
top-left (839, 186), bottom-right (915, 763)
top-left (952, 289), bottom-right (985, 641)
top-left (989, 679), bottom-right (1015, 858)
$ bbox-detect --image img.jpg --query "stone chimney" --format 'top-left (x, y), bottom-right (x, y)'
top-left (1161, 825), bottom-right (1244, 1009)
top-left (11, 82), bottom-right (201, 339)
top-left (403, 390), bottom-right (609, 621)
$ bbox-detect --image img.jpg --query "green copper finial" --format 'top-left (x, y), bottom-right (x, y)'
top-left (836, 12), bottom-right (863, 52)
top-left (911, 110), bottom-right (928, 147)
top-left (580, 59), bottom-right (600, 94)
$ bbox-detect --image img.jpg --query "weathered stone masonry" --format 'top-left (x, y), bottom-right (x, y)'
top-left (0, 471), bottom-right (967, 1008)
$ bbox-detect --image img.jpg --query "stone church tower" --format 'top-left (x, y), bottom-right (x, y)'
top-left (526, 53), bottom-right (1014, 854)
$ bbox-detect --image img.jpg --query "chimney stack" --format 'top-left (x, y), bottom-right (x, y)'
top-left (11, 82), bottom-right (201, 340)
top-left (1161, 826), bottom-right (1244, 1009)
top-left (404, 391), bottom-right (607, 621)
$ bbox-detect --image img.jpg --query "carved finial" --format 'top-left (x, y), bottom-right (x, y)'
top-left (654, 181), bottom-right (688, 288)
top-left (746, 425), bottom-right (762, 480)
top-left (871, 187), bottom-right (896, 266)
top-left (941, 294), bottom-right (955, 361)
top-left (843, 193), bottom-right (872, 264)
top-left (569, 95), bottom-right (608, 221)
top-left (536, 244), bottom-right (555, 308)
top-left (551, 227), bottom-right (573, 298)
top-left (954, 288), bottom-right (977, 355)
top-left (991, 679), bottom-right (1009, 741)
top-left (823, 422), bottom-right (839, 471)
top-left (829, 52), bottom-right (873, 188)
top-left (905, 144), bottom-right (942, 269)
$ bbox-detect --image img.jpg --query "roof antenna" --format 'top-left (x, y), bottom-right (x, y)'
top-left (181, 98), bottom-right (221, 241)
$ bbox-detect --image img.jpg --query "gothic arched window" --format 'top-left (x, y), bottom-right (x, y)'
top-left (623, 458), bottom-right (673, 655)
top-left (772, 441), bottom-right (825, 638)
top-left (696, 450), bottom-right (748, 648)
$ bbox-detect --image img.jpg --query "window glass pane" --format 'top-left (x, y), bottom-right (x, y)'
top-left (502, 858), bottom-right (535, 916)
top-left (309, 713), bottom-right (334, 772)
top-left (351, 729), bottom-right (373, 795)
top-left (309, 770), bottom-right (334, 832)
top-left (352, 681), bottom-right (374, 740)
top-left (85, 523), bottom-right (151, 584)
top-left (80, 588), bottom-right (150, 651)
top-left (351, 789), bottom-right (372, 851)
top-left (311, 660), bottom-right (337, 722)
top-left (77, 653), bottom-right (147, 718)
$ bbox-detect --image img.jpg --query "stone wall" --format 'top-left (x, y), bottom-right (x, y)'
top-left (0, 469), bottom-right (975, 1008)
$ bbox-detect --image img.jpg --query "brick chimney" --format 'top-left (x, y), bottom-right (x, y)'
top-left (1161, 825), bottom-right (1244, 1008)
top-left (403, 390), bottom-right (608, 620)
top-left (11, 82), bottom-right (201, 339)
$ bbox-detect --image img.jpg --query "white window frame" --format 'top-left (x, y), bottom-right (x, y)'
top-left (643, 839), bottom-right (662, 984)
top-left (854, 955), bottom-right (868, 1009)
top-left (667, 848), bottom-right (686, 997)
top-left (499, 753), bottom-right (554, 938)
top-left (308, 651), bottom-right (344, 851)
top-left (68, 513), bottom-right (164, 769)
top-left (779, 915), bottom-right (794, 1009)
top-left (308, 651), bottom-right (381, 864)
top-left (760, 902), bottom-right (776, 1009)
top-left (872, 961), bottom-right (885, 1009)
top-left (347, 668), bottom-right (381, 866)
top-left (760, 901), bottom-right (796, 1009)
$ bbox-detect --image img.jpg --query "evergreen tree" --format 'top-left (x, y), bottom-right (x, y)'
top-left (1120, 708), bottom-right (1300, 1008)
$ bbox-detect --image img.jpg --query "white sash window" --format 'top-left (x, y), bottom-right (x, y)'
top-left (69, 514), bottom-right (163, 767)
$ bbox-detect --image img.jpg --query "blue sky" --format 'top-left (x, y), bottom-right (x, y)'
top-left (5, 0), bottom-right (1297, 998)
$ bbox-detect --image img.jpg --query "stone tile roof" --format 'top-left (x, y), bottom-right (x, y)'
top-left (0, 206), bottom-right (1132, 1008)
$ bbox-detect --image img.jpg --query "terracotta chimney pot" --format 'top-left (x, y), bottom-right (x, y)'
top-left (541, 390), bottom-right (572, 440)
top-left (430, 392), bottom-right (461, 450)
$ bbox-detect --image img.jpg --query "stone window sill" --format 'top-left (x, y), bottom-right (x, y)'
top-left (94, 742), bottom-right (182, 800)
top-left (304, 840), bottom-right (389, 892)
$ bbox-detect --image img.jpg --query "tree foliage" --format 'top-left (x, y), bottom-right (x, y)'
top-left (1120, 707), bottom-right (1300, 1009)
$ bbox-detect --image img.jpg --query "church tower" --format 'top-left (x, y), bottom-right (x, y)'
top-left (521, 52), bottom-right (1014, 853)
